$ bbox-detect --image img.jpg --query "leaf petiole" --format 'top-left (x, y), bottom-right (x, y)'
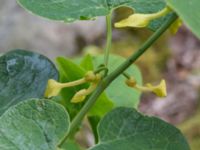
top-left (104, 13), bottom-right (113, 68)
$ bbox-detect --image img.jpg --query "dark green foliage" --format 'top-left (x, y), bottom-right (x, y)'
top-left (0, 50), bottom-right (58, 115)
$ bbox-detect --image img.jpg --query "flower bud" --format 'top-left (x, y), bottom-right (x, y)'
top-left (126, 77), bottom-right (137, 87)
top-left (85, 71), bottom-right (96, 82)
top-left (71, 89), bottom-right (87, 103)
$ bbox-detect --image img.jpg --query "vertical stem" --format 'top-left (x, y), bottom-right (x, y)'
top-left (104, 13), bottom-right (112, 67)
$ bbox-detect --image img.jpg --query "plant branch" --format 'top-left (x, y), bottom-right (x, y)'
top-left (106, 14), bottom-right (177, 84)
top-left (104, 13), bottom-right (112, 67)
top-left (58, 13), bottom-right (178, 147)
top-left (123, 72), bottom-right (131, 79)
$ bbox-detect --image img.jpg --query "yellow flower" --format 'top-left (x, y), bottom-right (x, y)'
top-left (44, 78), bottom-right (86, 98)
top-left (115, 14), bottom-right (151, 28)
top-left (146, 80), bottom-right (167, 97)
top-left (169, 18), bottom-right (182, 34)
top-left (115, 7), bottom-right (171, 28)
top-left (44, 71), bottom-right (101, 100)
top-left (71, 82), bottom-right (98, 103)
top-left (44, 79), bottom-right (63, 98)
top-left (126, 77), bottom-right (167, 97)
top-left (71, 89), bottom-right (87, 103)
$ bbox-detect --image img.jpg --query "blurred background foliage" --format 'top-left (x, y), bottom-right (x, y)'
top-left (0, 1), bottom-right (199, 149)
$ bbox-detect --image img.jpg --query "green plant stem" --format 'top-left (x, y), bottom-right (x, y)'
top-left (94, 66), bottom-right (108, 75)
top-left (104, 13), bottom-right (112, 67)
top-left (123, 72), bottom-right (131, 79)
top-left (58, 13), bottom-right (178, 147)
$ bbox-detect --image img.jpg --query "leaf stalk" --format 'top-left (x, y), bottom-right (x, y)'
top-left (104, 13), bottom-right (113, 67)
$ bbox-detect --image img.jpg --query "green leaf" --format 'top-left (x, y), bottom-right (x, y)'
top-left (92, 55), bottom-right (142, 108)
top-left (167, 0), bottom-right (200, 39)
top-left (88, 116), bottom-right (101, 144)
top-left (80, 54), bottom-right (94, 71)
top-left (56, 57), bottom-right (113, 119)
top-left (89, 93), bottom-right (113, 117)
top-left (17, 0), bottom-right (168, 30)
top-left (0, 49), bottom-right (58, 115)
top-left (0, 99), bottom-right (70, 150)
top-left (56, 57), bottom-right (88, 119)
top-left (90, 107), bottom-right (190, 150)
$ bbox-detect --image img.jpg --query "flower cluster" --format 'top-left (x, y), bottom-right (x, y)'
top-left (44, 71), bottom-right (101, 103)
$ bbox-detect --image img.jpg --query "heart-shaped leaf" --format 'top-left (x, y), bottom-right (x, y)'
top-left (90, 107), bottom-right (190, 150)
top-left (167, 0), bottom-right (200, 39)
top-left (17, 0), bottom-right (168, 30)
top-left (0, 99), bottom-right (70, 150)
top-left (0, 49), bottom-right (58, 115)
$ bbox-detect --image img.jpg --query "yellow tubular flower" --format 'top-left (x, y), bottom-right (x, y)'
top-left (71, 73), bottom-right (101, 103)
top-left (44, 71), bottom-right (101, 99)
top-left (71, 82), bottom-right (98, 103)
top-left (126, 77), bottom-right (167, 97)
top-left (71, 89), bottom-right (87, 103)
top-left (145, 80), bottom-right (167, 97)
top-left (115, 7), bottom-right (171, 28)
top-left (115, 14), bottom-right (151, 28)
top-left (44, 79), bottom-right (63, 98)
top-left (169, 18), bottom-right (182, 34)
top-left (44, 78), bottom-right (86, 98)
